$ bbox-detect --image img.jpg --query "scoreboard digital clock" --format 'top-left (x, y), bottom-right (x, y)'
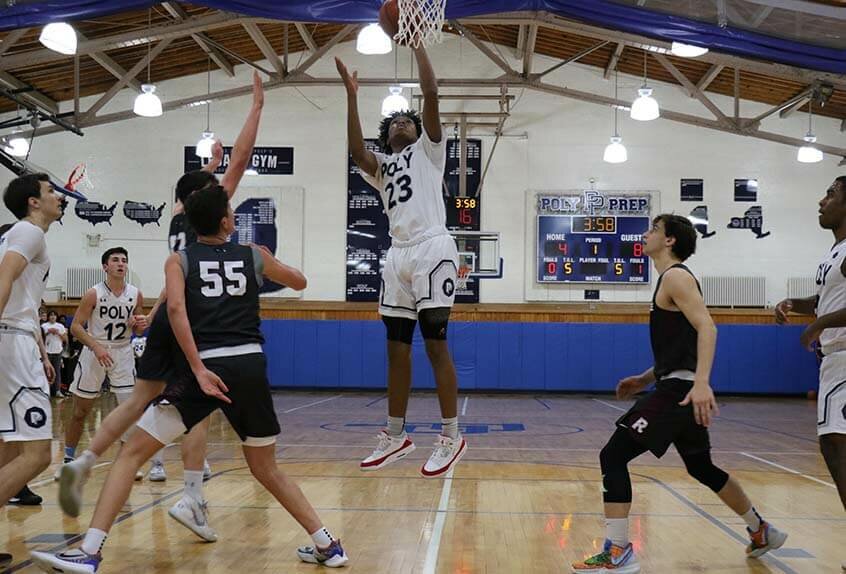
top-left (445, 196), bottom-right (480, 229)
top-left (537, 215), bottom-right (650, 283)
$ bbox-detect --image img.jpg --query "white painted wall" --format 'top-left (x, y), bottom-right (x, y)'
top-left (1, 34), bottom-right (842, 305)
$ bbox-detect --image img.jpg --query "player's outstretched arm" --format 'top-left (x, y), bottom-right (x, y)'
top-left (414, 46), bottom-right (441, 143)
top-left (254, 245), bottom-right (307, 291)
top-left (165, 254), bottom-right (231, 403)
top-left (220, 71), bottom-right (264, 198)
top-left (335, 57), bottom-right (379, 177)
top-left (775, 296), bottom-right (816, 323)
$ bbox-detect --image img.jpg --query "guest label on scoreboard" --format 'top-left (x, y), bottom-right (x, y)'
top-left (536, 191), bottom-right (651, 284)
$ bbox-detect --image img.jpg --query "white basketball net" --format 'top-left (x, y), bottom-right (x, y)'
top-left (395, 0), bottom-right (447, 48)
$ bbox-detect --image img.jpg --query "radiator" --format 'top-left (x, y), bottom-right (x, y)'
top-left (65, 267), bottom-right (106, 298)
top-left (701, 276), bottom-right (766, 307)
top-left (787, 277), bottom-right (816, 299)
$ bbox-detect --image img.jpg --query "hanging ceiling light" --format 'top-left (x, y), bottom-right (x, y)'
top-left (2, 132), bottom-right (29, 157)
top-left (133, 9), bottom-right (162, 117)
top-left (357, 23), bottom-right (392, 55)
top-left (631, 51), bottom-right (660, 121)
top-left (797, 100), bottom-right (823, 164)
top-left (671, 42), bottom-right (708, 58)
top-left (133, 84), bottom-right (162, 117)
top-left (604, 69), bottom-right (628, 164)
top-left (196, 56), bottom-right (215, 158)
top-left (381, 86), bottom-right (408, 117)
top-left (39, 22), bottom-right (77, 55)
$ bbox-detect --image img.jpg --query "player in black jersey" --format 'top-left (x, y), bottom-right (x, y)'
top-left (32, 185), bottom-right (349, 572)
top-left (572, 214), bottom-right (786, 574)
top-left (55, 73), bottom-right (265, 540)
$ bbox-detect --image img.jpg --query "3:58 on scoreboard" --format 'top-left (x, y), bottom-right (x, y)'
top-left (537, 215), bottom-right (650, 284)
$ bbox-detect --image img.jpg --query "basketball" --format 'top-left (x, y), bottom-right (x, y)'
top-left (379, 0), bottom-right (400, 41)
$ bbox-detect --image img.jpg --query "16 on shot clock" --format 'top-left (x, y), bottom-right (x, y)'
top-left (536, 191), bottom-right (651, 284)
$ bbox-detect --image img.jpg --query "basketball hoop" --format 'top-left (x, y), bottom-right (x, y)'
top-left (65, 163), bottom-right (95, 196)
top-left (456, 264), bottom-right (471, 292)
top-left (395, 0), bottom-right (447, 48)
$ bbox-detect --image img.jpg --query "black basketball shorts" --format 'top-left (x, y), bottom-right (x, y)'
top-left (615, 378), bottom-right (711, 458)
top-left (136, 305), bottom-right (185, 383)
top-left (142, 352), bottom-right (279, 446)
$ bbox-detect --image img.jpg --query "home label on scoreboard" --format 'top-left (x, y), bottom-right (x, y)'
top-left (536, 191), bottom-right (651, 284)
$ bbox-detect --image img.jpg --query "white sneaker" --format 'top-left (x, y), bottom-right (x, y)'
top-left (168, 496), bottom-right (218, 542)
top-left (148, 462), bottom-right (167, 482)
top-left (421, 434), bottom-right (466, 477)
top-left (54, 456), bottom-right (73, 481)
top-left (202, 459), bottom-right (212, 481)
top-left (296, 539), bottom-right (349, 568)
top-left (360, 430), bottom-right (415, 471)
top-left (58, 460), bottom-right (90, 518)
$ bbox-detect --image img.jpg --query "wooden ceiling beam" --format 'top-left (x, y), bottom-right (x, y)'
top-left (161, 2), bottom-right (235, 77)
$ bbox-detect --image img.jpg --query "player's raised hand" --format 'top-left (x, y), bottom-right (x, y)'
top-left (196, 368), bottom-right (231, 404)
top-left (774, 298), bottom-right (792, 324)
top-left (616, 375), bottom-right (646, 400)
top-left (211, 139), bottom-right (224, 164)
top-left (679, 382), bottom-right (718, 427)
top-left (335, 57), bottom-right (358, 94)
top-left (252, 71), bottom-right (264, 109)
top-left (93, 344), bottom-right (114, 368)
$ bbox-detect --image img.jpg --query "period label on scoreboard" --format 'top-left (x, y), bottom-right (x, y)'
top-left (536, 191), bottom-right (650, 284)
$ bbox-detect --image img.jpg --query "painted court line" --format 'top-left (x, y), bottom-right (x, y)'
top-left (422, 466), bottom-right (455, 574)
top-left (739, 452), bottom-right (836, 489)
top-left (592, 398), bottom-right (626, 412)
top-left (282, 394), bottom-right (342, 414)
top-left (461, 396), bottom-right (469, 416)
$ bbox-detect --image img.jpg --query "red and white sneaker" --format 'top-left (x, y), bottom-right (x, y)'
top-left (421, 434), bottom-right (466, 477)
top-left (360, 430), bottom-right (415, 471)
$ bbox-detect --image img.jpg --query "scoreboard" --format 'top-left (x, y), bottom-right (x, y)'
top-left (538, 215), bottom-right (649, 283)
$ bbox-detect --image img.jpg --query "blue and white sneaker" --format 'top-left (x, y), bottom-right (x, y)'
top-left (296, 539), bottom-right (349, 568)
top-left (31, 548), bottom-right (102, 573)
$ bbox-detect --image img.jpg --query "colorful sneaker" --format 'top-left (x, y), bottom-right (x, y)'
top-left (572, 539), bottom-right (640, 573)
top-left (421, 434), bottom-right (466, 478)
top-left (9, 484), bottom-right (42, 505)
top-left (31, 548), bottom-right (102, 573)
top-left (58, 459), bottom-right (90, 518)
top-left (148, 461), bottom-right (167, 482)
top-left (297, 539), bottom-right (349, 568)
top-left (168, 496), bottom-right (218, 542)
top-left (360, 431), bottom-right (415, 471)
top-left (746, 521), bottom-right (787, 558)
top-left (54, 456), bottom-right (74, 481)
top-left (203, 459), bottom-right (212, 481)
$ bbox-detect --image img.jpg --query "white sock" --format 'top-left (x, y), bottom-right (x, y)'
top-left (151, 449), bottom-right (164, 466)
top-left (183, 470), bottom-right (204, 502)
top-left (81, 528), bottom-right (108, 555)
top-left (386, 416), bottom-right (405, 437)
top-left (441, 417), bottom-right (459, 439)
top-left (310, 526), bottom-right (335, 548)
top-left (741, 507), bottom-right (762, 531)
top-left (75, 450), bottom-right (98, 471)
top-left (605, 518), bottom-right (629, 547)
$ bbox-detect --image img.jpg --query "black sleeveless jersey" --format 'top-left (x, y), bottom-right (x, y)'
top-left (650, 263), bottom-right (700, 378)
top-left (179, 241), bottom-right (264, 351)
top-left (168, 212), bottom-right (197, 253)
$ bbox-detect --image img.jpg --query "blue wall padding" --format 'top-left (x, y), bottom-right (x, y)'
top-left (260, 320), bottom-right (819, 394)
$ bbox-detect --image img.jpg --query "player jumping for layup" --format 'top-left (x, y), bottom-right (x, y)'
top-left (336, 46), bottom-right (466, 477)
top-left (572, 215), bottom-right (786, 573)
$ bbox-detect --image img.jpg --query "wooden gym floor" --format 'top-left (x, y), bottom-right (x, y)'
top-left (1, 391), bottom-right (841, 573)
